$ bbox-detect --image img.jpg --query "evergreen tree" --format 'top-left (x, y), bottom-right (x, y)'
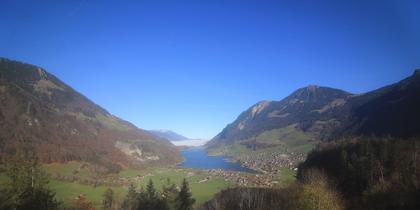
top-left (102, 188), bottom-right (115, 210)
top-left (1, 152), bottom-right (60, 210)
top-left (162, 178), bottom-right (178, 210)
top-left (175, 179), bottom-right (195, 210)
top-left (122, 183), bottom-right (139, 210)
top-left (146, 179), bottom-right (157, 201)
top-left (137, 179), bottom-right (169, 210)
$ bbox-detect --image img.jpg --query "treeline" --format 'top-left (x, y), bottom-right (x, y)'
top-left (200, 136), bottom-right (420, 210)
top-left (0, 151), bottom-right (195, 210)
top-left (199, 170), bottom-right (343, 210)
top-left (298, 136), bottom-right (420, 210)
top-left (105, 178), bottom-right (195, 210)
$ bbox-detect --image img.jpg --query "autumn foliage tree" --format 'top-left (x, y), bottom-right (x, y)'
top-left (73, 194), bottom-right (95, 210)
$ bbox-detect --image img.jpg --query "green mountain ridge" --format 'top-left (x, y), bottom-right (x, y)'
top-left (207, 69), bottom-right (420, 155)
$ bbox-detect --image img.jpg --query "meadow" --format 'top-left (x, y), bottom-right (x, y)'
top-left (2, 160), bottom-right (296, 208)
top-left (41, 162), bottom-right (233, 208)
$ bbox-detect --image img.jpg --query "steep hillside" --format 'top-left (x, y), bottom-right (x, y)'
top-left (0, 58), bottom-right (181, 171)
top-left (148, 129), bottom-right (189, 141)
top-left (337, 69), bottom-right (420, 138)
top-left (208, 86), bottom-right (352, 147)
top-left (207, 70), bottom-right (420, 162)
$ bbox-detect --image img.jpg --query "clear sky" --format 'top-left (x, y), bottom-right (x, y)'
top-left (1, 0), bottom-right (419, 139)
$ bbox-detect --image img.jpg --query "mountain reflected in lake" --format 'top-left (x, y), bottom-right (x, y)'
top-left (178, 148), bottom-right (255, 173)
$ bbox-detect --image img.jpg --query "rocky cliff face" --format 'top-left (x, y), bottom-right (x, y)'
top-left (0, 58), bottom-right (181, 170)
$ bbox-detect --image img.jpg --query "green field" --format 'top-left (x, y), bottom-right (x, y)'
top-left (208, 125), bottom-right (316, 158)
top-left (48, 180), bottom-right (126, 208)
top-left (277, 167), bottom-right (296, 187)
top-left (40, 163), bottom-right (233, 207)
top-left (1, 160), bottom-right (296, 208)
top-left (131, 168), bottom-right (232, 205)
top-left (48, 169), bottom-right (231, 208)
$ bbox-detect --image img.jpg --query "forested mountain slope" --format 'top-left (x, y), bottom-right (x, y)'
top-left (0, 58), bottom-right (181, 171)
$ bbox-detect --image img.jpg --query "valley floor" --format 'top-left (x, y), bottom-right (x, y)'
top-left (45, 163), bottom-right (234, 208)
top-left (1, 158), bottom-right (296, 209)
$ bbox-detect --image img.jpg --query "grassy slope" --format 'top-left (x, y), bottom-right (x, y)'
top-left (209, 125), bottom-right (316, 157)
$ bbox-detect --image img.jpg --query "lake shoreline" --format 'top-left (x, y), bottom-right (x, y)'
top-left (176, 148), bottom-right (257, 173)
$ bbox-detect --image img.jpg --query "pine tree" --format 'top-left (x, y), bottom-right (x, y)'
top-left (175, 179), bottom-right (195, 210)
top-left (146, 179), bottom-right (157, 201)
top-left (122, 183), bottom-right (139, 210)
top-left (2, 152), bottom-right (60, 210)
top-left (137, 179), bottom-right (169, 210)
top-left (102, 188), bottom-right (114, 210)
top-left (162, 178), bottom-right (178, 210)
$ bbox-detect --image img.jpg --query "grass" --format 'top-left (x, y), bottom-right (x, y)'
top-left (65, 111), bottom-right (131, 131)
top-left (43, 161), bottom-right (96, 179)
top-left (118, 168), bottom-right (144, 178)
top-left (48, 180), bottom-right (126, 208)
top-left (277, 167), bottom-right (296, 187)
top-left (255, 125), bottom-right (315, 153)
top-left (0, 161), bottom-right (296, 208)
top-left (209, 125), bottom-right (316, 158)
top-left (133, 168), bottom-right (232, 205)
top-left (0, 173), bottom-right (10, 184)
top-left (0, 166), bottom-right (231, 208)
top-left (95, 113), bottom-right (132, 131)
top-left (40, 165), bottom-right (232, 208)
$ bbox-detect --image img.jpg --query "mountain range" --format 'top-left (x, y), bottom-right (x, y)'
top-left (207, 69), bottom-right (420, 155)
top-left (0, 58), bottom-right (181, 171)
top-left (148, 129), bottom-right (190, 141)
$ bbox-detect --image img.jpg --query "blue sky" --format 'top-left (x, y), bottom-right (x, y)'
top-left (1, 0), bottom-right (419, 139)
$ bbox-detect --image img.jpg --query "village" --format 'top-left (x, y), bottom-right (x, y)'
top-left (192, 150), bottom-right (307, 188)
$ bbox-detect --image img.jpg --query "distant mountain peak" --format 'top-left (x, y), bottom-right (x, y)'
top-left (304, 85), bottom-right (319, 91)
top-left (288, 85), bottom-right (351, 103)
top-left (148, 129), bottom-right (189, 141)
top-left (155, 129), bottom-right (171, 133)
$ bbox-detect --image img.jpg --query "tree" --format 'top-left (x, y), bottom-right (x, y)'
top-left (146, 179), bottom-right (157, 201)
top-left (162, 178), bottom-right (178, 210)
top-left (175, 179), bottom-right (195, 210)
top-left (1, 152), bottom-right (60, 210)
top-left (137, 179), bottom-right (169, 210)
top-left (102, 188), bottom-right (115, 210)
top-left (74, 194), bottom-right (95, 210)
top-left (122, 183), bottom-right (139, 210)
top-left (295, 173), bottom-right (343, 210)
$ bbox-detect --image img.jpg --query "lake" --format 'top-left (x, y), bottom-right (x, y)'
top-left (177, 148), bottom-right (255, 173)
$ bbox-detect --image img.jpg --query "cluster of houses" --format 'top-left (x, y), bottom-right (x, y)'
top-left (204, 169), bottom-right (278, 187)
top-left (235, 151), bottom-right (305, 173)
